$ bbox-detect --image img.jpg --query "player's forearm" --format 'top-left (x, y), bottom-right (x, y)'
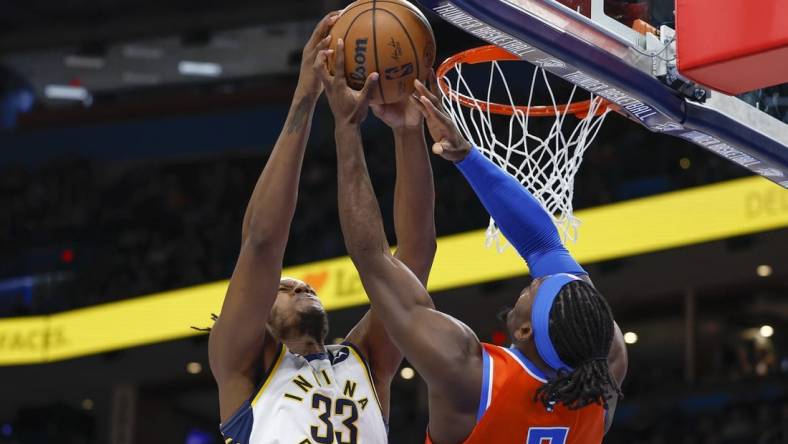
top-left (335, 124), bottom-right (390, 258)
top-left (241, 91), bottom-right (318, 246)
top-left (456, 148), bottom-right (585, 277)
top-left (336, 124), bottom-right (434, 312)
top-left (392, 125), bottom-right (436, 284)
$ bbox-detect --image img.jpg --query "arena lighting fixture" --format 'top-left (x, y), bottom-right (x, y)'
top-left (679, 158), bottom-right (691, 169)
top-left (44, 85), bottom-right (90, 102)
top-left (400, 367), bottom-right (415, 380)
top-left (81, 398), bottom-right (94, 410)
top-left (178, 61), bottom-right (222, 77)
top-left (759, 325), bottom-right (774, 338)
top-left (186, 361), bottom-right (203, 374)
top-left (756, 264), bottom-right (773, 277)
top-left (64, 55), bottom-right (106, 69)
top-left (623, 332), bottom-right (638, 344)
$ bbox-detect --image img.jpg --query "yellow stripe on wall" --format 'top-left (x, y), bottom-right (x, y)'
top-left (0, 176), bottom-right (786, 366)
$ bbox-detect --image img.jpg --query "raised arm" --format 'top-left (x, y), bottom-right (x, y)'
top-left (414, 80), bottom-right (628, 432)
top-left (208, 13), bottom-right (337, 423)
top-left (343, 78), bottom-right (438, 417)
top-left (376, 93), bottom-right (437, 282)
top-left (413, 81), bottom-right (584, 279)
top-left (315, 43), bottom-right (481, 408)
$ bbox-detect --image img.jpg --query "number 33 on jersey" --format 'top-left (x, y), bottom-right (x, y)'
top-left (220, 343), bottom-right (388, 444)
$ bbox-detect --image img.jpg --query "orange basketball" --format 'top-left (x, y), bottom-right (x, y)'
top-left (328, 0), bottom-right (436, 104)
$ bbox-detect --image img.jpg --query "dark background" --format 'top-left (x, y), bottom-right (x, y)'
top-left (1, 0), bottom-right (786, 443)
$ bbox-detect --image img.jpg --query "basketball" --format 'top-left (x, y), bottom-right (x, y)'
top-left (328, 0), bottom-right (436, 104)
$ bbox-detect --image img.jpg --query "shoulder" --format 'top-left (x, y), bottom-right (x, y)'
top-left (480, 343), bottom-right (518, 366)
top-left (264, 341), bottom-right (288, 372)
top-left (252, 342), bottom-right (289, 402)
top-left (485, 344), bottom-right (549, 383)
top-left (479, 344), bottom-right (518, 379)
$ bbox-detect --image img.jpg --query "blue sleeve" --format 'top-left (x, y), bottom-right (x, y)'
top-left (455, 148), bottom-right (586, 278)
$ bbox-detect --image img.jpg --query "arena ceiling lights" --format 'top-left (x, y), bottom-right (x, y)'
top-left (0, 21), bottom-right (314, 106)
top-left (0, 177), bottom-right (786, 366)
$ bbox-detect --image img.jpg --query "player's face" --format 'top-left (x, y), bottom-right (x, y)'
top-left (275, 278), bottom-right (323, 313)
top-left (505, 277), bottom-right (545, 342)
top-left (269, 278), bottom-right (328, 340)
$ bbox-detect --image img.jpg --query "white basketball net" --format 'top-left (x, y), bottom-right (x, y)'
top-left (439, 58), bottom-right (610, 249)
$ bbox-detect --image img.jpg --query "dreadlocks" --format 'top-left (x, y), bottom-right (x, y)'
top-left (191, 313), bottom-right (219, 333)
top-left (535, 280), bottom-right (622, 410)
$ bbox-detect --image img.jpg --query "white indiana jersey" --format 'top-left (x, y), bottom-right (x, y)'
top-left (220, 342), bottom-right (388, 444)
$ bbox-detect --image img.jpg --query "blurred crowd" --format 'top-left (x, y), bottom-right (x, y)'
top-left (608, 396), bottom-right (788, 444)
top-left (0, 122), bottom-right (489, 314)
top-left (0, 112), bottom-right (749, 316)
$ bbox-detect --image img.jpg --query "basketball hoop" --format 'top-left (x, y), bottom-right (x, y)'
top-left (437, 46), bottom-right (608, 118)
top-left (437, 45), bottom-right (611, 247)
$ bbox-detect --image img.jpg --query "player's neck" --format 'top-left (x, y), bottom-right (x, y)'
top-left (514, 343), bottom-right (557, 379)
top-left (282, 335), bottom-right (325, 356)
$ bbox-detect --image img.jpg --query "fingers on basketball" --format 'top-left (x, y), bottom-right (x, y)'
top-left (316, 35), bottom-right (331, 52)
top-left (314, 50), bottom-right (334, 84)
top-left (408, 94), bottom-right (422, 110)
top-left (334, 39), bottom-right (347, 84)
top-left (310, 11), bottom-right (340, 45)
top-left (370, 103), bottom-right (384, 117)
top-left (359, 73), bottom-right (380, 102)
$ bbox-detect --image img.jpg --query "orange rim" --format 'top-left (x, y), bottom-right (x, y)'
top-left (436, 45), bottom-right (608, 118)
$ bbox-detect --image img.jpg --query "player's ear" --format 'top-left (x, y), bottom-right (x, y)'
top-left (513, 322), bottom-right (533, 343)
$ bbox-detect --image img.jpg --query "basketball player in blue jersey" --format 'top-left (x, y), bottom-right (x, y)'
top-left (319, 46), bottom-right (628, 444)
top-left (208, 13), bottom-right (437, 443)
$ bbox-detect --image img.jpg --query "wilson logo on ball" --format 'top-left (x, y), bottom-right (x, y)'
top-left (329, 0), bottom-right (435, 103)
top-left (384, 63), bottom-right (414, 80)
top-left (349, 38), bottom-right (369, 86)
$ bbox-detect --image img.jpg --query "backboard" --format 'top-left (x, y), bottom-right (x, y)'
top-left (416, 0), bottom-right (788, 188)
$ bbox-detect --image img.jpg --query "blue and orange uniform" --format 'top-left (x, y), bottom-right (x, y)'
top-left (423, 147), bottom-right (609, 444)
top-left (426, 343), bottom-right (604, 444)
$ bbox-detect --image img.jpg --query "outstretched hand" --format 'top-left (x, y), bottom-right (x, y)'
top-left (372, 71), bottom-right (445, 130)
top-left (370, 96), bottom-right (423, 130)
top-left (412, 74), bottom-right (472, 163)
top-left (297, 11), bottom-right (341, 100)
top-left (314, 38), bottom-right (379, 127)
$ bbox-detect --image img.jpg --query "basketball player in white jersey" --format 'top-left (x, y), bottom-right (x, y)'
top-left (208, 12), bottom-right (437, 444)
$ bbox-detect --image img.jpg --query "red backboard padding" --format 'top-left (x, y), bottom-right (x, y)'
top-left (676, 0), bottom-right (788, 95)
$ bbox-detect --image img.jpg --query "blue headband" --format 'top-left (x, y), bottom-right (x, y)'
top-left (531, 273), bottom-right (581, 373)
